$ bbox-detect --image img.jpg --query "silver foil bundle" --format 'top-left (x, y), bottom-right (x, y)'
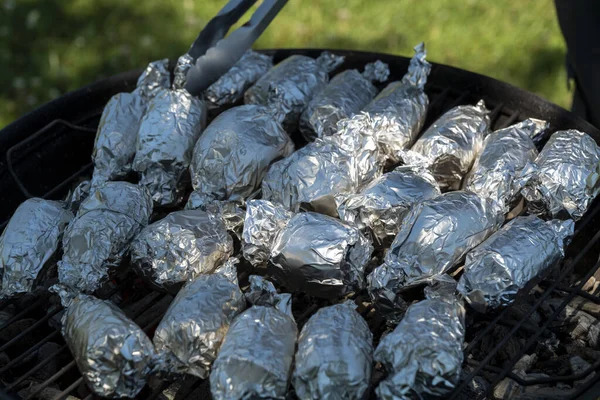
top-left (411, 100), bottom-right (490, 190)
top-left (57, 182), bottom-right (153, 294)
top-left (293, 301), bottom-right (373, 400)
top-left (368, 191), bottom-right (503, 317)
top-left (337, 164), bottom-right (441, 243)
top-left (172, 53), bottom-right (193, 90)
top-left (136, 58), bottom-right (171, 100)
top-left (0, 199), bottom-right (73, 298)
top-left (464, 118), bottom-right (549, 212)
top-left (516, 129), bottom-right (600, 220)
top-left (130, 209), bottom-right (233, 293)
top-left (210, 275), bottom-right (297, 400)
top-left (458, 215), bottom-right (574, 312)
top-left (244, 52), bottom-right (345, 130)
top-left (205, 50), bottom-right (273, 109)
top-left (299, 60), bottom-right (389, 141)
top-left (374, 285), bottom-right (466, 399)
top-left (185, 193), bottom-right (246, 238)
top-left (190, 105), bottom-right (294, 206)
top-left (133, 88), bottom-right (206, 206)
top-left (153, 258), bottom-right (246, 378)
top-left (61, 294), bottom-right (155, 398)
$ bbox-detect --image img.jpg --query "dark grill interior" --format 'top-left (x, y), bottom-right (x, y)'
top-left (1, 49), bottom-right (600, 399)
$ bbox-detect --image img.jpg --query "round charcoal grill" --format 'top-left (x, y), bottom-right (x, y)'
top-left (1, 49), bottom-right (600, 400)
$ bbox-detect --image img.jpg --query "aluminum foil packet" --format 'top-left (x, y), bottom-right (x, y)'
top-left (458, 215), bottom-right (574, 312)
top-left (411, 100), bottom-right (490, 190)
top-left (57, 182), bottom-right (153, 295)
top-left (136, 58), bottom-right (171, 100)
top-left (368, 191), bottom-right (503, 318)
top-left (153, 258), bottom-right (246, 378)
top-left (463, 118), bottom-right (549, 212)
top-left (133, 88), bottom-right (206, 206)
top-left (190, 104), bottom-right (294, 205)
top-left (130, 209), bottom-right (233, 293)
top-left (293, 301), bottom-right (373, 400)
top-left (172, 53), bottom-right (193, 90)
top-left (299, 60), bottom-right (390, 141)
top-left (374, 284), bottom-right (466, 399)
top-left (516, 129), bottom-right (600, 220)
top-left (210, 275), bottom-right (297, 400)
top-left (61, 294), bottom-right (155, 398)
top-left (185, 192), bottom-right (246, 238)
top-left (244, 52), bottom-right (345, 130)
top-left (205, 50), bottom-right (273, 109)
top-left (0, 199), bottom-right (73, 298)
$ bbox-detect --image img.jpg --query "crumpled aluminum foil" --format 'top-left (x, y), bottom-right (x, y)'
top-left (0, 199), bottom-right (73, 298)
top-left (205, 50), bottom-right (273, 110)
top-left (337, 164), bottom-right (441, 243)
top-left (458, 215), bottom-right (575, 312)
top-left (374, 284), bottom-right (466, 399)
top-left (130, 209), bottom-right (234, 293)
top-left (516, 129), bottom-right (600, 220)
top-left (210, 275), bottom-right (297, 400)
top-left (464, 118), bottom-right (549, 212)
top-left (136, 58), bottom-right (171, 101)
top-left (185, 193), bottom-right (246, 238)
top-left (367, 191), bottom-right (503, 318)
top-left (172, 53), bottom-right (193, 90)
top-left (61, 294), bottom-right (155, 398)
top-left (190, 105), bottom-right (294, 205)
top-left (299, 60), bottom-right (390, 141)
top-left (293, 301), bottom-right (373, 400)
top-left (57, 182), bottom-right (153, 295)
top-left (245, 52), bottom-right (345, 130)
top-left (133, 88), bottom-right (206, 206)
top-left (153, 258), bottom-right (246, 378)
top-left (411, 100), bottom-right (490, 190)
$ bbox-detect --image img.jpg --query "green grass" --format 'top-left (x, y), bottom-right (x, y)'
top-left (0, 0), bottom-right (572, 128)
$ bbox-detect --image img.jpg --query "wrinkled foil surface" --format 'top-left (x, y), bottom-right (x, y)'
top-left (464, 118), bottom-right (548, 212)
top-left (517, 129), bottom-right (600, 220)
top-left (62, 294), bottom-right (155, 398)
top-left (153, 258), bottom-right (246, 378)
top-left (190, 105), bottom-right (294, 205)
top-left (136, 59), bottom-right (171, 101)
top-left (293, 301), bottom-right (373, 400)
top-left (173, 53), bottom-right (193, 90)
top-left (412, 100), bottom-right (490, 190)
top-left (130, 209), bottom-right (233, 293)
top-left (458, 215), bottom-right (574, 312)
top-left (0, 199), bottom-right (73, 298)
top-left (185, 193), bottom-right (246, 238)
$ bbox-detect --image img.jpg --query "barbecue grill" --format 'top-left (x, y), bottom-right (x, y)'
top-left (1, 49), bottom-right (600, 400)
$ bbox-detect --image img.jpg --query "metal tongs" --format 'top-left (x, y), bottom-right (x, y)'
top-left (185, 0), bottom-right (287, 96)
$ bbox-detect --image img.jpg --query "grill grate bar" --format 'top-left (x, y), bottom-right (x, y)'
top-left (0, 330), bottom-right (60, 375)
top-left (53, 377), bottom-right (83, 400)
top-left (23, 360), bottom-right (77, 400)
top-left (0, 295), bottom-right (50, 333)
top-left (0, 307), bottom-right (62, 353)
top-left (5, 344), bottom-right (68, 392)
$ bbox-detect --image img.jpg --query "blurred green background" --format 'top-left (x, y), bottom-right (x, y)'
top-left (0, 0), bottom-right (572, 128)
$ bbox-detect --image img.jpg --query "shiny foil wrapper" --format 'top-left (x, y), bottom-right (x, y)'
top-left (190, 105), bottom-right (294, 205)
top-left (130, 209), bottom-right (234, 292)
top-left (464, 118), bottom-right (549, 212)
top-left (245, 52), bottom-right (345, 130)
top-left (61, 294), bottom-right (155, 398)
top-left (210, 275), bottom-right (297, 400)
top-left (205, 50), bottom-right (273, 109)
top-left (299, 60), bottom-right (390, 141)
top-left (185, 193), bottom-right (246, 238)
top-left (153, 258), bottom-right (246, 378)
top-left (458, 215), bottom-right (574, 312)
top-left (133, 88), bottom-right (206, 206)
top-left (172, 53), bottom-right (193, 90)
top-left (412, 100), bottom-right (490, 190)
top-left (517, 129), bottom-right (600, 220)
top-left (0, 199), bottom-right (73, 298)
top-left (136, 58), bottom-right (171, 101)
top-left (374, 286), bottom-right (466, 399)
top-left (293, 301), bottom-right (373, 400)
top-left (337, 164), bottom-right (441, 243)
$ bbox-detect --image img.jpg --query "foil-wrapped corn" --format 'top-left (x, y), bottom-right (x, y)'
top-left (0, 199), bottom-right (73, 298)
top-left (130, 209), bottom-right (233, 293)
top-left (210, 275), bottom-right (297, 400)
top-left (153, 258), bottom-right (246, 378)
top-left (464, 118), bottom-right (549, 212)
top-left (516, 129), bottom-right (600, 220)
top-left (136, 58), bottom-right (171, 100)
top-left (458, 215), bottom-right (574, 312)
top-left (299, 60), bottom-right (389, 140)
top-left (61, 294), bottom-right (155, 398)
top-left (293, 301), bottom-right (373, 400)
top-left (412, 100), bottom-right (490, 190)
